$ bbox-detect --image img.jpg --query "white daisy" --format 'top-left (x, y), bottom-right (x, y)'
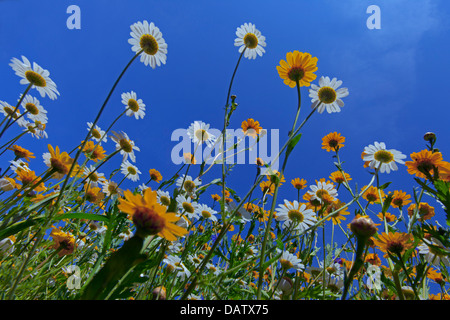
top-left (9, 56), bottom-right (59, 100)
top-left (101, 180), bottom-right (122, 197)
top-left (309, 76), bottom-right (349, 114)
top-left (234, 23), bottom-right (266, 59)
top-left (362, 142), bottom-right (407, 174)
top-left (187, 254), bottom-right (202, 268)
top-left (187, 121), bottom-right (216, 148)
top-left (156, 189), bottom-right (171, 207)
top-left (10, 159), bottom-right (30, 173)
top-left (195, 204), bottom-right (218, 222)
top-left (417, 237), bottom-right (450, 267)
top-left (110, 131), bottom-right (140, 163)
top-left (83, 165), bottom-right (107, 186)
top-left (120, 160), bottom-right (141, 182)
top-left (307, 180), bottom-right (338, 204)
top-left (0, 100), bottom-right (19, 119)
top-left (122, 91), bottom-right (146, 120)
top-left (175, 174), bottom-right (201, 194)
top-left (206, 262), bottom-right (222, 276)
top-left (87, 122), bottom-right (107, 144)
top-left (275, 200), bottom-right (317, 234)
top-left (163, 255), bottom-right (191, 281)
top-left (176, 194), bottom-right (199, 219)
top-left (278, 250), bottom-right (305, 271)
top-left (128, 20), bottom-right (168, 69)
top-left (21, 95), bottom-right (47, 124)
top-left (24, 120), bottom-right (48, 139)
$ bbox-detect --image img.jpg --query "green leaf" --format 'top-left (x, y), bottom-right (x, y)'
top-left (286, 133), bottom-right (302, 158)
top-left (53, 212), bottom-right (110, 223)
top-left (0, 216), bottom-right (44, 240)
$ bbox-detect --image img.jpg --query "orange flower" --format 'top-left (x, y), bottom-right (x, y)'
top-left (7, 145), bottom-right (35, 161)
top-left (291, 178), bottom-right (307, 190)
top-left (407, 202), bottom-right (435, 222)
top-left (149, 169), bottom-right (163, 183)
top-left (390, 190), bottom-right (412, 209)
top-left (50, 228), bottom-right (76, 257)
top-left (373, 232), bottom-right (415, 256)
top-left (276, 51), bottom-right (318, 87)
top-left (241, 118), bottom-right (262, 138)
top-left (322, 132), bottom-right (345, 152)
top-left (118, 188), bottom-right (188, 241)
top-left (377, 212), bottom-right (397, 223)
top-left (329, 171), bottom-right (351, 184)
top-left (405, 149), bottom-right (445, 179)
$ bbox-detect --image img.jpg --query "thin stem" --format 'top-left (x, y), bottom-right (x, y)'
top-left (0, 83), bottom-right (32, 140)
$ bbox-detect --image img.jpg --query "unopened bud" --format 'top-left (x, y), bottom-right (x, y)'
top-left (423, 132), bottom-right (436, 143)
top-left (350, 215), bottom-right (377, 239)
top-left (152, 286), bottom-right (166, 300)
top-left (278, 276), bottom-right (293, 295)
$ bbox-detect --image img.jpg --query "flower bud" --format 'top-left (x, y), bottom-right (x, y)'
top-left (423, 132), bottom-right (436, 143)
top-left (278, 276), bottom-right (293, 295)
top-left (152, 286), bottom-right (166, 300)
top-left (350, 215), bottom-right (377, 239)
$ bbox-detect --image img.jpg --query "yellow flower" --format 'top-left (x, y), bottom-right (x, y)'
top-left (8, 145), bottom-right (35, 161)
top-left (118, 188), bottom-right (187, 241)
top-left (390, 190), bottom-right (412, 209)
top-left (377, 212), bottom-right (397, 222)
top-left (329, 171), bottom-right (351, 184)
top-left (241, 118), bottom-right (262, 138)
top-left (81, 140), bottom-right (107, 162)
top-left (50, 228), bottom-right (76, 257)
top-left (291, 178), bottom-right (307, 190)
top-left (362, 185), bottom-right (385, 204)
top-left (407, 202), bottom-right (435, 222)
top-left (46, 144), bottom-right (76, 179)
top-left (276, 51), bottom-right (318, 88)
top-left (149, 169), bottom-right (163, 183)
top-left (405, 149), bottom-right (445, 179)
top-left (373, 232), bottom-right (415, 256)
top-left (322, 132), bottom-right (345, 152)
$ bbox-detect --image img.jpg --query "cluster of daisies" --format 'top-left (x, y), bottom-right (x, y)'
top-left (1, 19), bottom-right (450, 301)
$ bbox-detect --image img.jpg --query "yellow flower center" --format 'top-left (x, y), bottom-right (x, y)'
top-left (183, 180), bottom-right (196, 193)
top-left (288, 209), bottom-right (304, 223)
top-left (50, 158), bottom-right (69, 175)
top-left (287, 67), bottom-right (305, 82)
top-left (108, 184), bottom-right (118, 194)
top-left (374, 150), bottom-right (394, 164)
top-left (119, 139), bottom-right (133, 153)
top-left (160, 196), bottom-right (171, 207)
top-left (25, 70), bottom-right (46, 87)
top-left (194, 129), bottom-right (209, 142)
top-left (140, 34), bottom-right (159, 55)
top-left (25, 103), bottom-right (39, 115)
top-left (88, 172), bottom-right (99, 182)
top-left (127, 99), bottom-right (140, 112)
top-left (315, 189), bottom-right (329, 199)
top-left (201, 210), bottom-right (212, 219)
top-left (318, 86), bottom-right (337, 104)
top-left (4, 106), bottom-right (18, 117)
top-left (182, 202), bottom-right (195, 214)
top-left (243, 33), bottom-right (258, 49)
top-left (280, 259), bottom-right (293, 269)
top-left (127, 166), bottom-right (137, 175)
top-left (92, 128), bottom-right (101, 140)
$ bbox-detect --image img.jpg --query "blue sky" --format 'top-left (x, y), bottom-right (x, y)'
top-left (1, 0), bottom-right (450, 245)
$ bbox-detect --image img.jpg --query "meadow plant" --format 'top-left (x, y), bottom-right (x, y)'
top-left (1, 20), bottom-right (450, 301)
